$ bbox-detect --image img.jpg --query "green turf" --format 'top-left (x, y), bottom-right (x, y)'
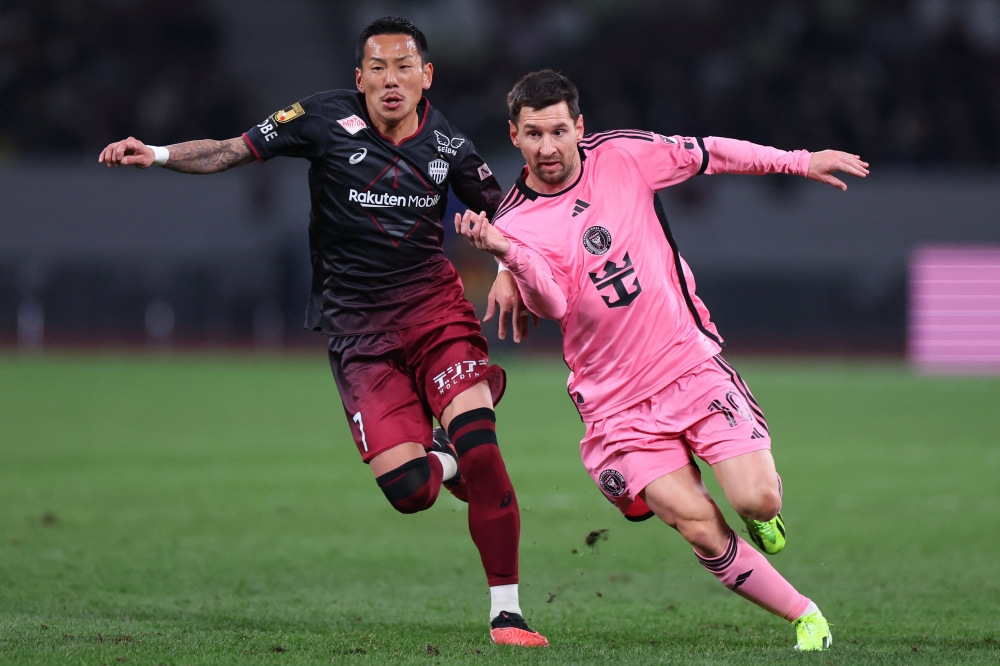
top-left (1, 354), bottom-right (998, 665)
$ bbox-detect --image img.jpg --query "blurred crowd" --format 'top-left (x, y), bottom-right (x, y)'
top-left (389, 0), bottom-right (1000, 165)
top-left (0, 0), bottom-right (249, 158)
top-left (3, 0), bottom-right (997, 347)
top-left (2, 0), bottom-right (998, 164)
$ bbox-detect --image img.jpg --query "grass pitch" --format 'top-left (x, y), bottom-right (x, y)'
top-left (1, 354), bottom-right (998, 665)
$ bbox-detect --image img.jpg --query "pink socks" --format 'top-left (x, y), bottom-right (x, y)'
top-left (696, 531), bottom-right (811, 621)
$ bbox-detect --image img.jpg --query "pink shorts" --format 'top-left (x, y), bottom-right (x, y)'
top-left (581, 355), bottom-right (771, 517)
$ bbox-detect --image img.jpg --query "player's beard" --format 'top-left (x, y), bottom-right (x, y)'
top-left (530, 153), bottom-right (578, 186)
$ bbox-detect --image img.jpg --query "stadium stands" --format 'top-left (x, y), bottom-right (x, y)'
top-left (0, 0), bottom-right (249, 157)
top-left (2, 1), bottom-right (998, 348)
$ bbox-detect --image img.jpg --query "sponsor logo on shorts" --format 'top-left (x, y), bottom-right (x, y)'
top-left (582, 225), bottom-right (611, 254)
top-left (599, 469), bottom-right (627, 498)
top-left (432, 360), bottom-right (488, 395)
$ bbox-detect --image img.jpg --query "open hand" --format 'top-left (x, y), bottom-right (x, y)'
top-left (454, 210), bottom-right (510, 258)
top-left (98, 136), bottom-right (154, 168)
top-left (807, 150), bottom-right (869, 191)
top-left (484, 269), bottom-right (539, 343)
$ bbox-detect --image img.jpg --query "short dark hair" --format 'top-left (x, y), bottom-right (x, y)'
top-left (507, 70), bottom-right (581, 125)
top-left (356, 16), bottom-right (430, 67)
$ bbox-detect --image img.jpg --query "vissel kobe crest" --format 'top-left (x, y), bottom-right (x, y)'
top-left (428, 158), bottom-right (449, 184)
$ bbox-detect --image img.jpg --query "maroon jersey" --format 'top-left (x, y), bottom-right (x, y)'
top-left (243, 90), bottom-right (503, 336)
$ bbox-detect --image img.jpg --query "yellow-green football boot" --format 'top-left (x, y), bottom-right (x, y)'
top-left (741, 512), bottom-right (786, 555)
top-left (794, 611), bottom-right (832, 651)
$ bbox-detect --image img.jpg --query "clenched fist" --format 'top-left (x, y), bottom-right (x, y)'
top-left (98, 137), bottom-right (155, 168)
top-left (454, 209), bottom-right (510, 258)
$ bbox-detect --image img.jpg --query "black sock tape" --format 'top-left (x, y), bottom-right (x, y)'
top-left (375, 457), bottom-right (431, 503)
top-left (446, 407), bottom-right (496, 439)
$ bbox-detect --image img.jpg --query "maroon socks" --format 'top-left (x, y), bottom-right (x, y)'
top-left (449, 408), bottom-right (520, 586)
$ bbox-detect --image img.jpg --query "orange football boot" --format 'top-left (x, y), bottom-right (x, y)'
top-left (489, 611), bottom-right (549, 647)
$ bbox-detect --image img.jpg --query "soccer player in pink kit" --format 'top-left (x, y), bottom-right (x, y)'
top-left (459, 70), bottom-right (869, 651)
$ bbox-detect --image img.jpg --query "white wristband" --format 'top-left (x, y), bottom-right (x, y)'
top-left (497, 261), bottom-right (510, 274)
top-left (150, 145), bottom-right (170, 167)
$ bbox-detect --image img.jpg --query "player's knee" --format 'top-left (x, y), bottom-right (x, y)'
top-left (375, 458), bottom-right (438, 514)
top-left (760, 489), bottom-right (782, 519)
top-left (734, 488), bottom-right (782, 522)
top-left (675, 519), bottom-right (727, 556)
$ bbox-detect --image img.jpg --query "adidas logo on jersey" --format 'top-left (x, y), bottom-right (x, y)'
top-left (572, 199), bottom-right (590, 217)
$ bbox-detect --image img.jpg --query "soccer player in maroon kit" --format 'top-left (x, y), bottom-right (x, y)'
top-left (467, 70), bottom-right (868, 651)
top-left (98, 17), bottom-right (547, 647)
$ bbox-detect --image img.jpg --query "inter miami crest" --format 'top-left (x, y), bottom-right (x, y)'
top-left (428, 158), bottom-right (449, 184)
top-left (582, 226), bottom-right (612, 255)
top-left (599, 469), bottom-right (627, 497)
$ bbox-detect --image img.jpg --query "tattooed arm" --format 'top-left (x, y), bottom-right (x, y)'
top-left (98, 136), bottom-right (256, 174)
top-left (160, 138), bottom-right (256, 174)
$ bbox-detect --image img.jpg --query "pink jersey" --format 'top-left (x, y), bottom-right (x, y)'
top-left (494, 132), bottom-right (810, 421)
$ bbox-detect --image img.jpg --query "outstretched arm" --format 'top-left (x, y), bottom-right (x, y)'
top-left (704, 137), bottom-right (869, 191)
top-left (456, 210), bottom-right (567, 321)
top-left (98, 136), bottom-right (255, 174)
top-left (804, 149), bottom-right (869, 191)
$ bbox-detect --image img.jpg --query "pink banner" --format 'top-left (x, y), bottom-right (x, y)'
top-left (909, 246), bottom-right (1000, 373)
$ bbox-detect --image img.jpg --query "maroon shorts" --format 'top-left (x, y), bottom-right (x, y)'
top-left (328, 312), bottom-right (505, 462)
